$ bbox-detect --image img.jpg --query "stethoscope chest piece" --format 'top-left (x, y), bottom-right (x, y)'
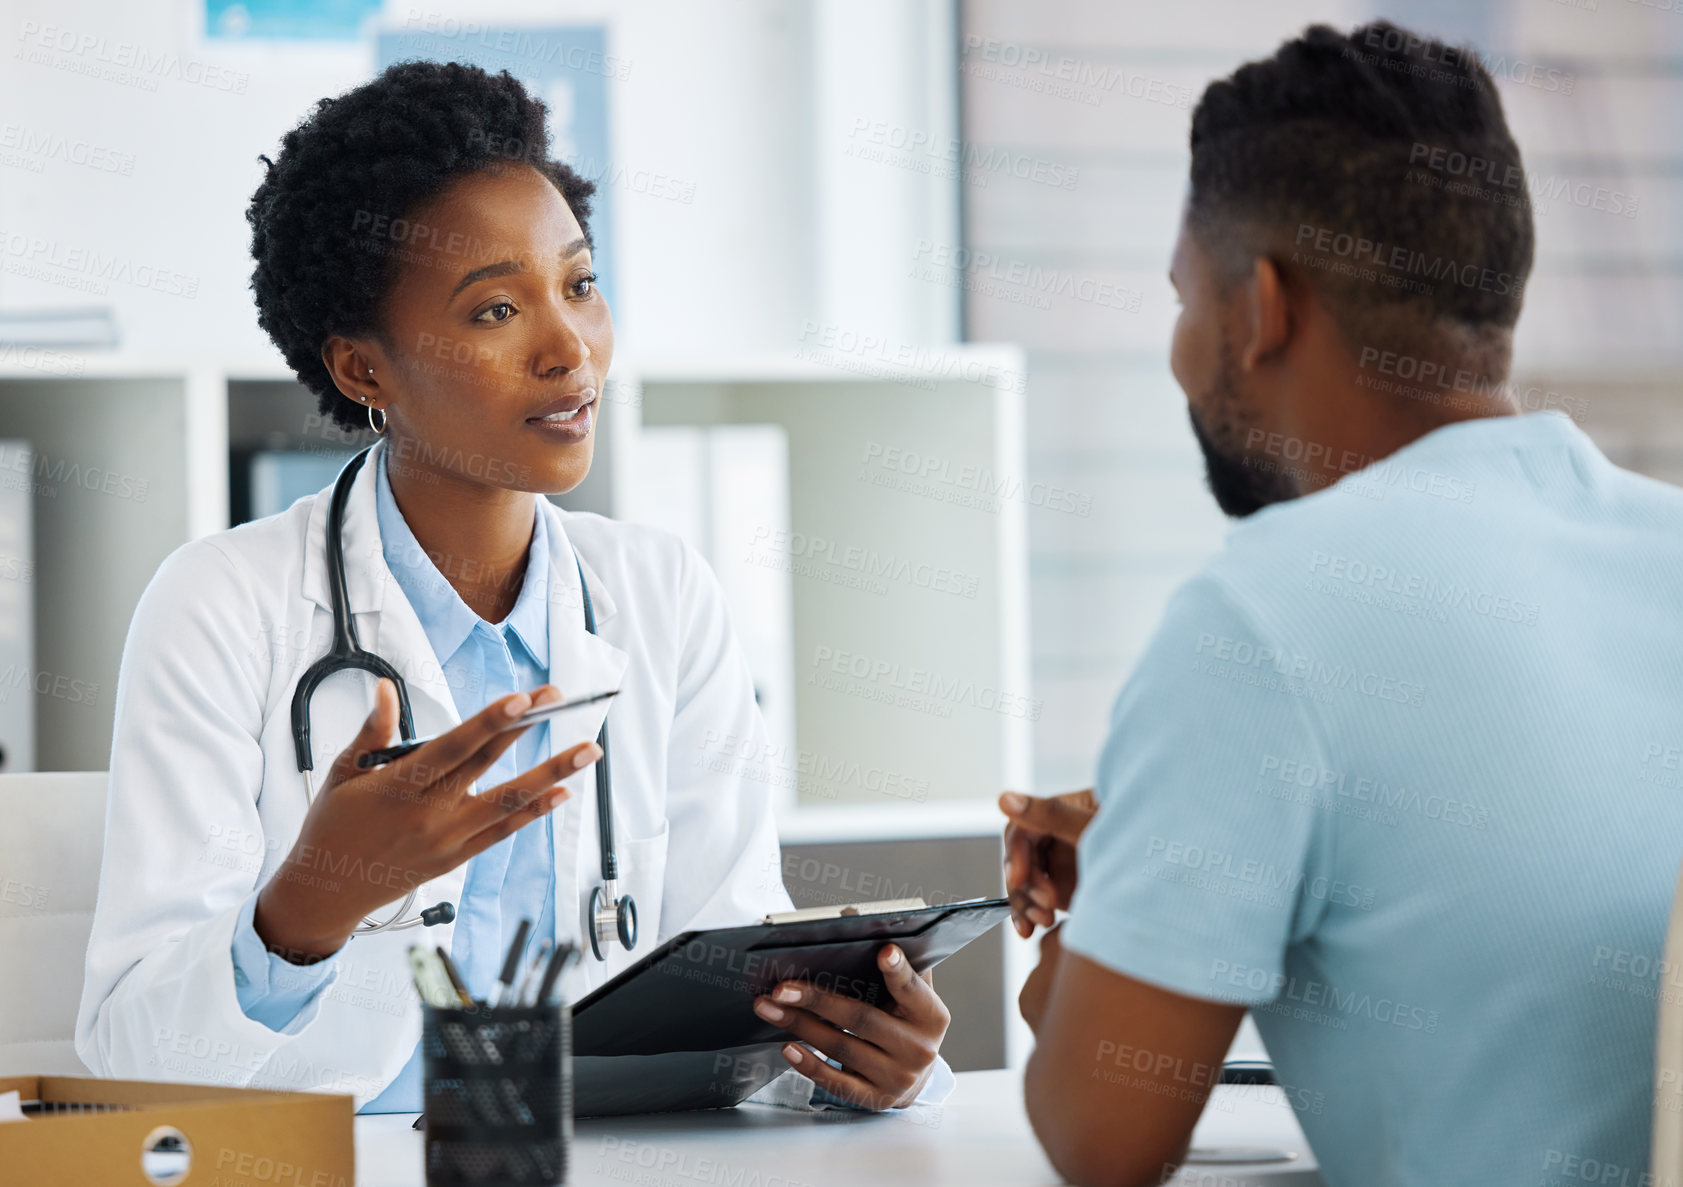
top-left (588, 881), bottom-right (638, 962)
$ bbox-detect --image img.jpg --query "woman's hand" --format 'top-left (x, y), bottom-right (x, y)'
top-left (1000, 789), bottom-right (1097, 938)
top-left (752, 943), bottom-right (951, 1110)
top-left (254, 678), bottom-right (601, 962)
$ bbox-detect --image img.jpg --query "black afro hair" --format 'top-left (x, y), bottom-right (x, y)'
top-left (247, 59), bottom-right (596, 432)
top-left (1188, 20), bottom-right (1535, 371)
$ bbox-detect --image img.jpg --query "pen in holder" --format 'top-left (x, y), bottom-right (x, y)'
top-left (420, 1001), bottom-right (572, 1186)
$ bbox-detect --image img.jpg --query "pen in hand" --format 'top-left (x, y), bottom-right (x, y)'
top-left (356, 689), bottom-right (619, 769)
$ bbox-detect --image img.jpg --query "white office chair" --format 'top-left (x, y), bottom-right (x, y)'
top-left (0, 771), bottom-right (108, 1076)
top-left (1654, 861), bottom-right (1683, 1177)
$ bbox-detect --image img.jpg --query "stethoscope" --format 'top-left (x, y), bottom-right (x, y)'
top-left (287, 446), bottom-right (637, 960)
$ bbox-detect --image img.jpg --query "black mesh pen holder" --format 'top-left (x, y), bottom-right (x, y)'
top-left (421, 1004), bottom-right (573, 1186)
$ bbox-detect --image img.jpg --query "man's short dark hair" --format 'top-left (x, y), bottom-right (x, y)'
top-left (1187, 20), bottom-right (1535, 375)
top-left (247, 60), bottom-right (596, 432)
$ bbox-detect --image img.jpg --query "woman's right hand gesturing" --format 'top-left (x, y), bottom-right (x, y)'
top-left (253, 678), bottom-right (600, 963)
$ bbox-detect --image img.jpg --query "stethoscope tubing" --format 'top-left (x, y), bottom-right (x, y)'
top-left (286, 445), bottom-right (627, 944)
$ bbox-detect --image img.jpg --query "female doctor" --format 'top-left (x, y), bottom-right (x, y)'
top-left (75, 60), bottom-right (951, 1113)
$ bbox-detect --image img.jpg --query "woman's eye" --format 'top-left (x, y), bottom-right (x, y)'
top-left (474, 301), bottom-right (516, 324)
top-left (572, 273), bottom-right (598, 298)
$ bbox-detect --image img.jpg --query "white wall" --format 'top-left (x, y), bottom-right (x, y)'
top-left (0, 0), bottom-right (960, 368)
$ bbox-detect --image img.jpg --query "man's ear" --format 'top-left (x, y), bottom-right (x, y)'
top-left (1238, 256), bottom-right (1291, 372)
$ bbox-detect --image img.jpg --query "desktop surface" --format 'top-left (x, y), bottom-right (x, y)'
top-left (353, 1068), bottom-right (1323, 1186)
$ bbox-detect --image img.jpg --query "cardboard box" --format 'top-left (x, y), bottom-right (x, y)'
top-left (0, 1075), bottom-right (354, 1187)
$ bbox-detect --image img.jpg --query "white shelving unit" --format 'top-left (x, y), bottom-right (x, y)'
top-left (0, 348), bottom-right (1033, 826)
top-left (620, 351), bottom-right (1033, 826)
top-left (0, 344), bottom-right (1032, 1070)
top-left (0, 358), bottom-right (209, 771)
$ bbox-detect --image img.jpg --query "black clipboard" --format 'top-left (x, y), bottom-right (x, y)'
top-left (570, 896), bottom-right (1011, 1116)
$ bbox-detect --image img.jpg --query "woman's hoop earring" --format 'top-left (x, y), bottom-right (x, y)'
top-left (368, 404), bottom-right (387, 434)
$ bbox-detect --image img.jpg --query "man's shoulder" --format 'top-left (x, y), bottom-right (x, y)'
top-left (1179, 435), bottom-right (1683, 662)
top-left (1191, 488), bottom-right (1383, 608)
top-left (1173, 476), bottom-right (1500, 649)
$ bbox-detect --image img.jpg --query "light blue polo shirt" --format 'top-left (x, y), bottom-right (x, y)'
top-left (1063, 412), bottom-right (1683, 1185)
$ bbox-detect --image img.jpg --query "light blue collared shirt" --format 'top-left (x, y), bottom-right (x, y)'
top-left (231, 450), bottom-right (558, 1113)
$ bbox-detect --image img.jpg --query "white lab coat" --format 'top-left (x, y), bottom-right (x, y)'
top-left (75, 437), bottom-right (796, 1107)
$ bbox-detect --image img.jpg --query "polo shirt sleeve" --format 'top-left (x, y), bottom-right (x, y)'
top-left (1061, 573), bottom-right (1337, 1007)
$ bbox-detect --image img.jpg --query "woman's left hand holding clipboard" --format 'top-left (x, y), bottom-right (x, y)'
top-left (751, 943), bottom-right (951, 1110)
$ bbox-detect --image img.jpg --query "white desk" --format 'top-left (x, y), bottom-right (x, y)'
top-left (354, 1069), bottom-right (1325, 1186)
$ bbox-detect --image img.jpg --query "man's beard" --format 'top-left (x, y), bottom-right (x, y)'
top-left (1186, 344), bottom-right (1296, 518)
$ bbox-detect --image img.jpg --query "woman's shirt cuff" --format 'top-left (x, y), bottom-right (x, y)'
top-left (808, 1052), bottom-right (956, 1110)
top-left (229, 890), bottom-right (342, 1034)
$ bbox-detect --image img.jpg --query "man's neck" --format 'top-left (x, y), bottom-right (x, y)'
top-left (1280, 388), bottom-right (1518, 498)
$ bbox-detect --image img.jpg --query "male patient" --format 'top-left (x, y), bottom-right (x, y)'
top-left (1000, 19), bottom-right (1683, 1187)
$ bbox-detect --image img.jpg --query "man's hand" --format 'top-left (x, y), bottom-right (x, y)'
top-left (752, 943), bottom-right (951, 1110)
top-left (1018, 923), bottom-right (1065, 1033)
top-left (1000, 789), bottom-right (1097, 938)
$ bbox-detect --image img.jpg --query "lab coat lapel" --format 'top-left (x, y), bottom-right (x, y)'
top-left (300, 440), bottom-right (385, 622)
top-left (297, 438), bottom-right (469, 919)
top-left (337, 440), bottom-right (462, 732)
top-left (541, 502), bottom-right (630, 969)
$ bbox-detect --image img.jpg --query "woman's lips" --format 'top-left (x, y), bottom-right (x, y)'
top-left (525, 397), bottom-right (595, 443)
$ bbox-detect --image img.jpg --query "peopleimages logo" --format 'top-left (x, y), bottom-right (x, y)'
top-left (911, 240), bottom-right (1143, 312)
top-left (1293, 223), bottom-right (1523, 298)
top-left (797, 321), bottom-right (1027, 394)
top-left (1193, 633), bottom-right (1427, 707)
top-left (1145, 835), bottom-right (1378, 909)
top-left (1541, 1149), bottom-right (1681, 1187)
top-left (745, 525), bottom-right (980, 599)
top-left (959, 35), bottom-right (1196, 110)
top-left (1209, 961), bottom-right (1441, 1033)
top-left (1356, 347), bottom-right (1591, 421)
top-left (696, 728), bottom-right (931, 803)
top-left (1308, 552), bottom-right (1541, 626)
top-left (1407, 141), bottom-right (1639, 219)
top-left (1243, 427), bottom-right (1477, 505)
top-left (1257, 755), bottom-right (1490, 830)
top-left (858, 442), bottom-right (1090, 515)
top-left (809, 644), bottom-right (1042, 721)
top-left (1347, 25), bottom-right (1576, 96)
top-left (845, 118), bottom-right (1080, 191)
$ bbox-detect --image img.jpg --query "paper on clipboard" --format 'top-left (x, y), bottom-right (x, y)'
top-left (763, 897), bottom-right (929, 924)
